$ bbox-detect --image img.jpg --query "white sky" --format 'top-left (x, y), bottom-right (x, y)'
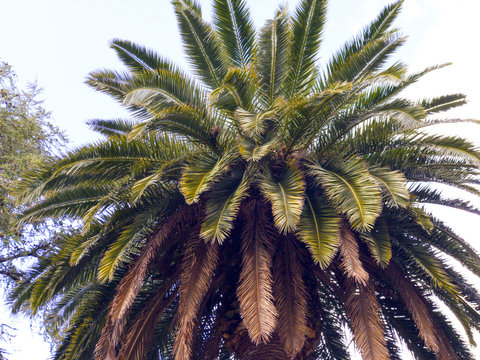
top-left (1, 0), bottom-right (480, 359)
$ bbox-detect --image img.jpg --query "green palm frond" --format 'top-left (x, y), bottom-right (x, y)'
top-left (319, 0), bottom-right (403, 87)
top-left (200, 169), bottom-right (251, 243)
top-left (130, 163), bottom-right (182, 205)
top-left (259, 163), bottom-right (305, 234)
top-left (285, 0), bottom-right (327, 97)
top-left (17, 187), bottom-right (110, 224)
top-left (86, 69), bottom-right (133, 103)
top-left (420, 220), bottom-right (480, 277)
top-left (110, 39), bottom-right (175, 73)
top-left (238, 136), bottom-right (277, 162)
top-left (369, 167), bottom-right (409, 208)
top-left (409, 205), bottom-right (434, 232)
top-left (419, 134), bottom-right (480, 164)
top-left (420, 93), bottom-right (467, 114)
top-left (234, 107), bottom-right (277, 139)
top-left (98, 211), bottom-right (157, 282)
top-left (297, 190), bottom-right (340, 268)
top-left (322, 32), bottom-right (405, 87)
top-left (399, 240), bottom-right (458, 295)
top-left (411, 184), bottom-right (480, 215)
top-left (87, 119), bottom-right (136, 137)
top-left (213, 0), bottom-right (255, 67)
top-left (309, 157), bottom-right (381, 231)
top-left (372, 98), bottom-right (426, 123)
top-left (211, 66), bottom-right (260, 112)
top-left (257, 7), bottom-right (290, 104)
top-left (362, 218), bottom-right (392, 267)
top-left (138, 106), bottom-right (223, 151)
top-left (180, 150), bottom-right (236, 204)
top-left (173, 0), bottom-right (227, 88)
top-left (284, 81), bottom-right (353, 151)
top-left (123, 69), bottom-right (205, 110)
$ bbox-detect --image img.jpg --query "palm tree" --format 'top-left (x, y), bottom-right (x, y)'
top-left (10, 0), bottom-right (480, 359)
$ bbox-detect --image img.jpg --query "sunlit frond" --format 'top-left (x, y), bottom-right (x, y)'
top-left (309, 157), bottom-right (381, 231)
top-left (259, 163), bottom-right (304, 234)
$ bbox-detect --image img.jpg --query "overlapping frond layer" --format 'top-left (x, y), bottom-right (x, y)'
top-left (95, 206), bottom-right (196, 360)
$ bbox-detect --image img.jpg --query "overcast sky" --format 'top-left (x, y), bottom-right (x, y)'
top-left (1, 0), bottom-right (480, 359)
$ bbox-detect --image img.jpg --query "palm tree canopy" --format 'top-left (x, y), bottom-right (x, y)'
top-left (10, 1), bottom-right (480, 359)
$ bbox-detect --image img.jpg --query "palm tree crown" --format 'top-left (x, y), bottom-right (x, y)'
top-left (10, 1), bottom-right (480, 359)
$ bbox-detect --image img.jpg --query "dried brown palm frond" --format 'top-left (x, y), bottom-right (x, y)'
top-left (117, 282), bottom-right (178, 360)
top-left (95, 205), bottom-right (198, 360)
top-left (172, 235), bottom-right (219, 360)
top-left (385, 261), bottom-right (457, 360)
top-left (433, 322), bottom-right (459, 360)
top-left (231, 327), bottom-right (291, 360)
top-left (343, 276), bottom-right (389, 360)
top-left (273, 235), bottom-right (308, 357)
top-left (237, 199), bottom-right (278, 345)
top-left (339, 224), bottom-right (369, 285)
